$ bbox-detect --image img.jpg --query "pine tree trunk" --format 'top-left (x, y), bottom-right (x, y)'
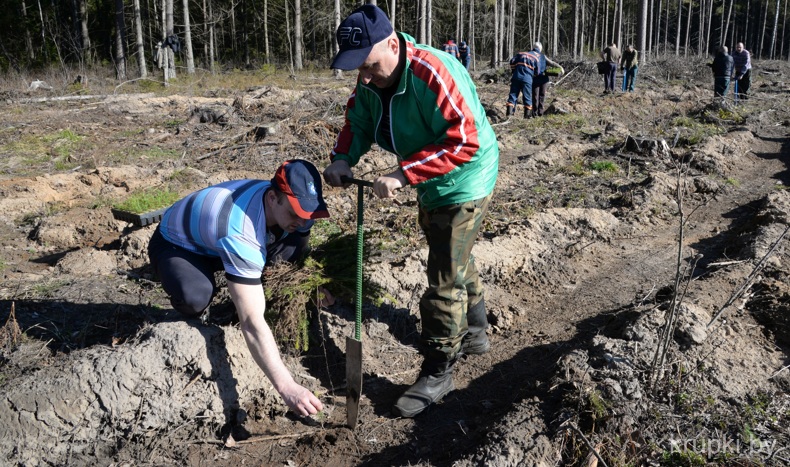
top-left (580, 0), bottom-right (585, 56)
top-left (617, 0), bottom-right (623, 47)
top-left (22, 1), bottom-right (35, 60)
top-left (427, 0), bottom-right (433, 47)
top-left (655, 0), bottom-right (660, 53)
top-left (647, 0), bottom-right (654, 57)
top-left (499, 0), bottom-right (505, 62)
top-left (333, 0), bottom-right (341, 78)
top-left (760, 0), bottom-right (770, 57)
top-left (243, 0), bottom-right (250, 67)
top-left (202, 0), bottom-right (215, 72)
top-left (295, 0), bottom-right (303, 69)
top-left (697, 0), bottom-right (707, 56)
top-left (390, 0), bottom-right (397, 29)
top-left (285, 0), bottom-right (293, 70)
top-left (675, 0), bottom-right (681, 55)
top-left (771, 0), bottom-right (781, 58)
top-left (722, 0), bottom-right (734, 47)
top-left (706, 0), bottom-right (713, 55)
top-left (165, 0), bottom-right (175, 81)
top-left (134, 0), bottom-right (147, 77)
top-left (508, 0), bottom-right (516, 59)
top-left (115, 0), bottom-right (127, 80)
top-left (780, 0), bottom-right (787, 59)
top-left (419, 0), bottom-right (426, 44)
top-left (639, 0), bottom-right (648, 62)
top-left (593, 0), bottom-right (600, 50)
top-left (573, 0), bottom-right (579, 58)
top-left (456, 0), bottom-right (461, 44)
top-left (264, 0), bottom-right (270, 64)
top-left (538, 0), bottom-right (544, 46)
top-left (684, 0), bottom-right (691, 56)
top-left (182, 0), bottom-right (194, 73)
top-left (469, 0), bottom-right (475, 69)
top-left (491, 0), bottom-right (499, 67)
top-left (601, 0), bottom-right (616, 50)
top-left (79, 0), bottom-right (91, 62)
top-left (553, 0), bottom-right (558, 55)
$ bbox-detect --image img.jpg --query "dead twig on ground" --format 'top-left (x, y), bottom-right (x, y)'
top-left (196, 143), bottom-right (250, 161)
top-left (563, 422), bottom-right (610, 467)
top-left (188, 431), bottom-right (315, 445)
top-left (553, 66), bottom-right (579, 87)
top-left (14, 94), bottom-right (111, 104)
top-left (705, 259), bottom-right (748, 268)
top-left (707, 223), bottom-right (790, 328)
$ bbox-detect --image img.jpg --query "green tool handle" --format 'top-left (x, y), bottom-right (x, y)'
top-left (341, 175), bottom-right (369, 341)
top-left (354, 184), bottom-right (363, 340)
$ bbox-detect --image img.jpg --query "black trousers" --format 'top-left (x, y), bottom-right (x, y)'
top-left (147, 226), bottom-right (309, 316)
top-left (735, 69), bottom-right (751, 99)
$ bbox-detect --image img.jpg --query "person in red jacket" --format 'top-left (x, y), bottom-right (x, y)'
top-left (442, 39), bottom-right (460, 59)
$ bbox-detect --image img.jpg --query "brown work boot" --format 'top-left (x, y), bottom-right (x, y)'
top-left (393, 358), bottom-right (455, 418)
top-left (505, 106), bottom-right (513, 117)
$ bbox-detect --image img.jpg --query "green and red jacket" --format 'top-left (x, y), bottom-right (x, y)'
top-left (331, 32), bottom-right (499, 211)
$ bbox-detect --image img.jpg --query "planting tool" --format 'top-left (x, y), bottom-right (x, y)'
top-left (734, 79), bottom-right (739, 105)
top-left (341, 175), bottom-right (373, 429)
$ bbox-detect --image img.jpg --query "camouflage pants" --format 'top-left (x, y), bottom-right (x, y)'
top-left (418, 194), bottom-right (491, 362)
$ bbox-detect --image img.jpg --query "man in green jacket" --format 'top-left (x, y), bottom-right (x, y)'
top-left (324, 4), bottom-right (499, 418)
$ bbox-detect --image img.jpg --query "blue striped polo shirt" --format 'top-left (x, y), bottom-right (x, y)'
top-left (159, 179), bottom-right (312, 281)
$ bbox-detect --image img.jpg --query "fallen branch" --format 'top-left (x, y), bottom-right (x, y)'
top-left (564, 422), bottom-right (610, 467)
top-left (188, 431), bottom-right (315, 445)
top-left (706, 260), bottom-right (748, 268)
top-left (197, 143), bottom-right (250, 161)
top-left (553, 66), bottom-right (579, 87)
top-left (13, 94), bottom-right (110, 104)
top-left (708, 223), bottom-right (790, 327)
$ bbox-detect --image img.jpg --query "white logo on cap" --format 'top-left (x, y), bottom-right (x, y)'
top-left (308, 181), bottom-right (317, 196)
top-left (339, 27), bottom-right (362, 46)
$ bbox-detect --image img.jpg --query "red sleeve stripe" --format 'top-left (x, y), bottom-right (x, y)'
top-left (401, 49), bottom-right (479, 182)
top-left (331, 90), bottom-right (358, 161)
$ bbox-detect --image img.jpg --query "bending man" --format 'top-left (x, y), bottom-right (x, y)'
top-left (148, 159), bottom-right (329, 416)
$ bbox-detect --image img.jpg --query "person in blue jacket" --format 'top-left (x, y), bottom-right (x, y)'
top-left (458, 40), bottom-right (471, 69)
top-left (507, 49), bottom-right (540, 118)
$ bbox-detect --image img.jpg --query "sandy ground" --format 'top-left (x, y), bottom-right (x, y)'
top-left (1, 58), bottom-right (790, 465)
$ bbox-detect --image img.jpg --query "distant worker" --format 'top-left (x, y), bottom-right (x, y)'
top-left (530, 42), bottom-right (564, 117)
top-left (442, 39), bottom-right (460, 59)
top-left (620, 44), bottom-right (638, 92)
top-left (709, 46), bottom-right (734, 100)
top-left (147, 159), bottom-right (330, 417)
top-left (507, 48), bottom-right (540, 118)
top-left (458, 40), bottom-right (471, 69)
top-left (732, 42), bottom-right (752, 100)
top-left (600, 42), bottom-right (621, 94)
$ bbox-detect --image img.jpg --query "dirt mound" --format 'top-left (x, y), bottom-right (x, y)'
top-left (0, 321), bottom-right (307, 465)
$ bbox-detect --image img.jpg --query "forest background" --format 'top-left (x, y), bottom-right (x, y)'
top-left (1, 0), bottom-right (787, 83)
